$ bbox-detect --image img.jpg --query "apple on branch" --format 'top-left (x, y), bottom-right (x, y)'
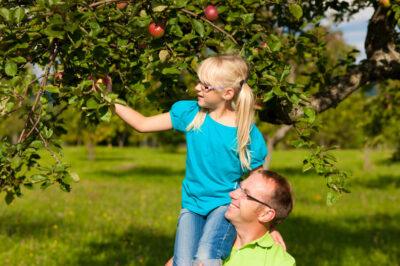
top-left (379, 0), bottom-right (391, 7)
top-left (116, 2), bottom-right (128, 10)
top-left (148, 22), bottom-right (165, 38)
top-left (204, 5), bottom-right (219, 21)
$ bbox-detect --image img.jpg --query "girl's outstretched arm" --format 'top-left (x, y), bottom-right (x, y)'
top-left (114, 103), bottom-right (172, 133)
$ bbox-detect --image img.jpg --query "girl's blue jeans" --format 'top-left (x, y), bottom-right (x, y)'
top-left (172, 205), bottom-right (237, 266)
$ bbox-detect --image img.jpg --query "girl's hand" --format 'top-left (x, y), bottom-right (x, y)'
top-left (165, 257), bottom-right (173, 266)
top-left (270, 228), bottom-right (287, 251)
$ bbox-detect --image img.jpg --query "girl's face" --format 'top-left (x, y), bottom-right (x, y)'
top-left (195, 81), bottom-right (235, 109)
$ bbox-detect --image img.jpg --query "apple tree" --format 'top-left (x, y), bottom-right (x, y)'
top-left (1, 0), bottom-right (400, 204)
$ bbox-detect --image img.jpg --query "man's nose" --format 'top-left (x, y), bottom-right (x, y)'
top-left (230, 188), bottom-right (240, 199)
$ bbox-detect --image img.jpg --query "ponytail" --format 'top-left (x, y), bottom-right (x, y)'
top-left (235, 82), bottom-right (255, 170)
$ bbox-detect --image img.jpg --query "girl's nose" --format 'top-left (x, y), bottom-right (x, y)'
top-left (194, 83), bottom-right (202, 92)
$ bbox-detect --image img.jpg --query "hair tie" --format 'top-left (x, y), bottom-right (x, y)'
top-left (239, 78), bottom-right (248, 88)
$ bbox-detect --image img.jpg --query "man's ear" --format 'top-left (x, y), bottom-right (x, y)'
top-left (258, 208), bottom-right (275, 224)
top-left (222, 87), bottom-right (235, 101)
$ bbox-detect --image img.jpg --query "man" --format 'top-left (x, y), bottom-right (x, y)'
top-left (222, 169), bottom-right (295, 266)
top-left (166, 169), bottom-right (295, 266)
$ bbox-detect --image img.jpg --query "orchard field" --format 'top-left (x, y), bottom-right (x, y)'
top-left (0, 147), bottom-right (398, 266)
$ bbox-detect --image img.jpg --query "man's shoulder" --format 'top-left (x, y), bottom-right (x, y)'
top-left (268, 243), bottom-right (296, 266)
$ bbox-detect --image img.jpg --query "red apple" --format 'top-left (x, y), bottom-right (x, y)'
top-left (54, 71), bottom-right (64, 80)
top-left (260, 42), bottom-right (268, 48)
top-left (148, 22), bottom-right (165, 38)
top-left (379, 0), bottom-right (391, 7)
top-left (116, 2), bottom-right (128, 10)
top-left (204, 5), bottom-right (218, 21)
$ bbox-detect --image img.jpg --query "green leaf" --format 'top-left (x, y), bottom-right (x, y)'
top-left (173, 0), bottom-right (189, 8)
top-left (5, 61), bottom-right (17, 76)
top-left (99, 108), bottom-right (112, 122)
top-left (153, 5), bottom-right (168, 12)
top-left (272, 85), bottom-right (284, 97)
top-left (162, 67), bottom-right (181, 75)
top-left (31, 174), bottom-right (47, 182)
top-left (289, 3), bottom-right (303, 20)
top-left (43, 127), bottom-right (53, 139)
top-left (292, 139), bottom-right (306, 148)
top-left (13, 7), bottom-right (25, 23)
top-left (30, 140), bottom-right (43, 149)
top-left (303, 107), bottom-right (316, 123)
top-left (5, 192), bottom-right (14, 205)
top-left (45, 85), bottom-right (60, 93)
top-left (326, 191), bottom-right (338, 206)
top-left (70, 172), bottom-right (80, 182)
top-left (302, 161), bottom-right (313, 172)
top-left (0, 8), bottom-right (10, 22)
top-left (86, 98), bottom-right (98, 109)
top-left (192, 19), bottom-right (204, 37)
top-left (170, 24), bottom-right (183, 37)
top-left (267, 34), bottom-right (281, 52)
top-left (11, 56), bottom-right (26, 64)
top-left (241, 13), bottom-right (254, 25)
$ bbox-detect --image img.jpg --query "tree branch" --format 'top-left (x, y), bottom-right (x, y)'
top-left (18, 41), bottom-right (58, 143)
top-left (180, 8), bottom-right (239, 45)
top-left (259, 6), bottom-right (400, 125)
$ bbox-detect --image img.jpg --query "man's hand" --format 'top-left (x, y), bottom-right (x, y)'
top-left (270, 229), bottom-right (287, 251)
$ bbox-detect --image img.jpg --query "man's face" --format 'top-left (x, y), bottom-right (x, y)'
top-left (225, 172), bottom-right (275, 225)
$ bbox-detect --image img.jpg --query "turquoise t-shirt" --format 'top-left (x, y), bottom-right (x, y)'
top-left (170, 100), bottom-right (268, 215)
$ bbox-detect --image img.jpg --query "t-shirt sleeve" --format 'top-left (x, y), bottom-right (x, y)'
top-left (169, 100), bottom-right (200, 132)
top-left (249, 125), bottom-right (268, 170)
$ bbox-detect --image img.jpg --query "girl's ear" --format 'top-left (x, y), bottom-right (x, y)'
top-left (222, 87), bottom-right (235, 101)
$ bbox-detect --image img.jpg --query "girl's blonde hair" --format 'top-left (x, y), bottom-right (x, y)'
top-left (186, 54), bottom-right (255, 170)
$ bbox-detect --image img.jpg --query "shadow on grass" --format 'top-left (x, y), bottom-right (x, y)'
top-left (374, 157), bottom-right (400, 166)
top-left (282, 214), bottom-right (400, 266)
top-left (0, 213), bottom-right (63, 238)
top-left (69, 214), bottom-right (400, 266)
top-left (74, 226), bottom-right (174, 266)
top-left (353, 174), bottom-right (400, 189)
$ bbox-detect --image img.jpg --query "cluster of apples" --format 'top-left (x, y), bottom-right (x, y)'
top-left (148, 4), bottom-right (219, 38)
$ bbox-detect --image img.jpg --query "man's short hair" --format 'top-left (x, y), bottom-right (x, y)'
top-left (258, 170), bottom-right (293, 226)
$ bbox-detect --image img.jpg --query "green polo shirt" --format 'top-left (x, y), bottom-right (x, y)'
top-left (223, 232), bottom-right (295, 266)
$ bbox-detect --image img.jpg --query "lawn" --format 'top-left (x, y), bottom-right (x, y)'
top-left (0, 147), bottom-right (399, 265)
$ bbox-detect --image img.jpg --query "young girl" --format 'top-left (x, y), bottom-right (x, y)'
top-left (114, 54), bottom-right (268, 265)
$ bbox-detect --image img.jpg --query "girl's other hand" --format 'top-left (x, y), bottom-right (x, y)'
top-left (165, 257), bottom-right (173, 266)
top-left (270, 228), bottom-right (287, 251)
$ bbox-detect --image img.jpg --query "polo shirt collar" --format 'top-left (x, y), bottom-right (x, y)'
top-left (238, 231), bottom-right (274, 249)
top-left (255, 232), bottom-right (275, 248)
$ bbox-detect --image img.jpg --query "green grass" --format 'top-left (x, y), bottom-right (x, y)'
top-left (0, 147), bottom-right (399, 265)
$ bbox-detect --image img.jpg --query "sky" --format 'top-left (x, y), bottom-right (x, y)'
top-left (324, 6), bottom-right (375, 61)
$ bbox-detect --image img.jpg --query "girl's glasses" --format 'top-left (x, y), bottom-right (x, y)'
top-left (198, 80), bottom-right (224, 93)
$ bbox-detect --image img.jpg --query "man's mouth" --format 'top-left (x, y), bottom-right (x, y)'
top-left (229, 202), bottom-right (239, 209)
